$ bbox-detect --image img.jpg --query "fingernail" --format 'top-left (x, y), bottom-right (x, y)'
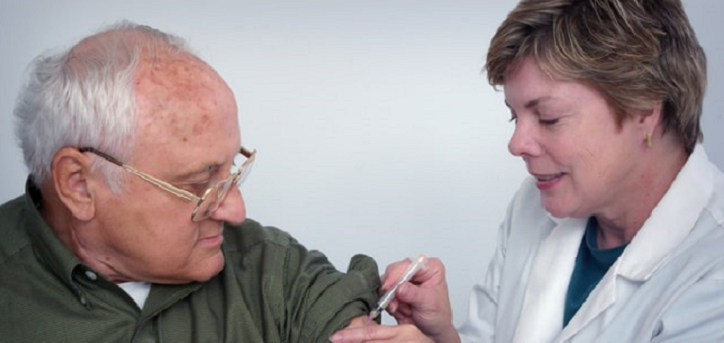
top-left (397, 283), bottom-right (408, 296)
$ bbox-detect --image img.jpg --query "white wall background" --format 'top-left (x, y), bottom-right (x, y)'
top-left (1, 0), bottom-right (722, 327)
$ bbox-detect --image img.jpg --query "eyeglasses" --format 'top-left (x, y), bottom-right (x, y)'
top-left (79, 146), bottom-right (256, 222)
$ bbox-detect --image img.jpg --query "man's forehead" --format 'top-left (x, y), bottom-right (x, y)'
top-left (130, 53), bottom-right (239, 166)
top-left (136, 54), bottom-right (217, 95)
top-left (134, 54), bottom-right (234, 124)
top-left (69, 27), bottom-right (241, 177)
top-left (131, 118), bottom-right (240, 179)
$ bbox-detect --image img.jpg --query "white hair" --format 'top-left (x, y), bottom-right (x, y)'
top-left (14, 20), bottom-right (194, 193)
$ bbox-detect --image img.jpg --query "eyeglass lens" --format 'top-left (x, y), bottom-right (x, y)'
top-left (191, 153), bottom-right (254, 221)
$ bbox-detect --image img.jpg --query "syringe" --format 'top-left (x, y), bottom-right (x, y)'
top-left (367, 255), bottom-right (427, 322)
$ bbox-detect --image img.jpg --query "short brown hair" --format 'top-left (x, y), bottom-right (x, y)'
top-left (485, 0), bottom-right (706, 153)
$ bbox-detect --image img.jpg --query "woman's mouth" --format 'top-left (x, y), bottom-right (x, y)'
top-left (536, 173), bottom-right (564, 182)
top-left (534, 173), bottom-right (564, 190)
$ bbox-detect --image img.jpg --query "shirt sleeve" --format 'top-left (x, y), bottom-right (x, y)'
top-left (280, 237), bottom-right (381, 343)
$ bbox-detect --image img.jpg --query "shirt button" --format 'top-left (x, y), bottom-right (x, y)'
top-left (85, 271), bottom-right (98, 281)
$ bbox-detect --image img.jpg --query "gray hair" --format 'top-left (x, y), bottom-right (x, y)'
top-left (14, 20), bottom-right (194, 192)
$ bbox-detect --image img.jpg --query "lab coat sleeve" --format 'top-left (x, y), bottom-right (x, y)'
top-left (653, 274), bottom-right (724, 342)
top-left (457, 203), bottom-right (513, 343)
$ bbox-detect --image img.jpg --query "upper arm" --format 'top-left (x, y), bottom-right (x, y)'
top-left (282, 246), bottom-right (381, 342)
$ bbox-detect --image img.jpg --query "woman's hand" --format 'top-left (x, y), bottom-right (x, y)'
top-left (382, 257), bottom-right (459, 343)
top-left (330, 257), bottom-right (460, 343)
top-left (329, 323), bottom-right (434, 343)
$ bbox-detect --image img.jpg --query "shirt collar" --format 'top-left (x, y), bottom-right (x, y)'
top-left (23, 178), bottom-right (85, 288)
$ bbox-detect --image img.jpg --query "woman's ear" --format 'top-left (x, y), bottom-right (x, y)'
top-left (636, 101), bottom-right (663, 148)
top-left (51, 147), bottom-right (96, 221)
top-left (637, 101), bottom-right (663, 132)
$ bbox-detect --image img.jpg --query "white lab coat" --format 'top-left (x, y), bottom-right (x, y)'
top-left (458, 144), bottom-right (724, 343)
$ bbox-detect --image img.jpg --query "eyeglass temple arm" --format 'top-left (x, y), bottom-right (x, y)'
top-left (78, 147), bottom-right (200, 203)
top-left (78, 147), bottom-right (124, 166)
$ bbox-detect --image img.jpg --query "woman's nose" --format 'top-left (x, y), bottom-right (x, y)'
top-left (508, 119), bottom-right (541, 157)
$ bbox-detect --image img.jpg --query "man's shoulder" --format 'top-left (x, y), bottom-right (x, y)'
top-left (0, 195), bottom-right (31, 265)
top-left (222, 218), bottom-right (296, 253)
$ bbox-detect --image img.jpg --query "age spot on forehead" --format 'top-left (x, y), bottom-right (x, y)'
top-left (192, 114), bottom-right (211, 136)
top-left (134, 52), bottom-right (237, 151)
top-left (137, 56), bottom-right (216, 119)
top-left (142, 57), bottom-right (209, 99)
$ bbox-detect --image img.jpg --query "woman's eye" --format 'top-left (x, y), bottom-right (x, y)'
top-left (539, 118), bottom-right (559, 125)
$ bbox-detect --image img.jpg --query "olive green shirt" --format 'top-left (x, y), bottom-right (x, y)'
top-left (0, 183), bottom-right (380, 342)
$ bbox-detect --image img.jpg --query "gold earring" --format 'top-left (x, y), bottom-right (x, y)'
top-left (645, 133), bottom-right (652, 148)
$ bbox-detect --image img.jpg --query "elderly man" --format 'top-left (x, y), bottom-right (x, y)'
top-left (0, 21), bottom-right (380, 342)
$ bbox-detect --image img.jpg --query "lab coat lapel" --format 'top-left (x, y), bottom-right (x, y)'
top-left (558, 259), bottom-right (618, 341)
top-left (512, 217), bottom-right (586, 343)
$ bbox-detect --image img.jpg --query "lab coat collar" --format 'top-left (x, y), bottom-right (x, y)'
top-left (616, 144), bottom-right (714, 281)
top-left (544, 144), bottom-right (714, 281)
top-left (559, 144), bottom-right (715, 341)
top-left (519, 144), bottom-right (714, 342)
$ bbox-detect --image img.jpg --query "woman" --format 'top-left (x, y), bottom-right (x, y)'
top-left (331, 0), bottom-right (724, 342)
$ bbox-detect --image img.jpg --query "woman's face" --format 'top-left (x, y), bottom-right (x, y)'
top-left (504, 58), bottom-right (645, 219)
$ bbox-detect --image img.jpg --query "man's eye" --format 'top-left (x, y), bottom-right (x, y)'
top-left (185, 180), bottom-right (211, 194)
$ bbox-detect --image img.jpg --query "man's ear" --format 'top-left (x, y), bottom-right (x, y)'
top-left (52, 147), bottom-right (96, 221)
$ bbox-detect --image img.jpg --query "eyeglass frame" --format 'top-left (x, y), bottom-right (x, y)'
top-left (78, 146), bottom-right (256, 222)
